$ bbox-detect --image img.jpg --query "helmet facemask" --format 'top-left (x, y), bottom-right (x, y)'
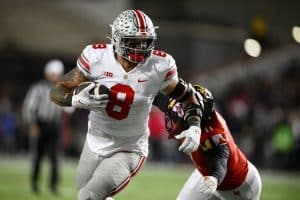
top-left (119, 37), bottom-right (156, 63)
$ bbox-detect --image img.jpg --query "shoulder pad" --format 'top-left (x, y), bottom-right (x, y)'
top-left (77, 43), bottom-right (110, 76)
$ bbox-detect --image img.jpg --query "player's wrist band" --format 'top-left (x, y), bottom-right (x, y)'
top-left (186, 116), bottom-right (201, 128)
top-left (184, 103), bottom-right (203, 125)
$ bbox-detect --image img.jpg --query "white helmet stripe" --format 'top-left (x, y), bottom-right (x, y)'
top-left (133, 9), bottom-right (146, 32)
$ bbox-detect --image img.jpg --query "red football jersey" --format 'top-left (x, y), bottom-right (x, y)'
top-left (190, 111), bottom-right (248, 190)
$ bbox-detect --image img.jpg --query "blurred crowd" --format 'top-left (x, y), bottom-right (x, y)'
top-left (217, 61), bottom-right (300, 170)
top-left (0, 59), bottom-right (300, 171)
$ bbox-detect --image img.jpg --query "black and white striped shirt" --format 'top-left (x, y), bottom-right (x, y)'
top-left (23, 80), bottom-right (62, 125)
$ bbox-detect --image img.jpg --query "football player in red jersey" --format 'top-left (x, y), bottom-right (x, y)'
top-left (153, 84), bottom-right (262, 200)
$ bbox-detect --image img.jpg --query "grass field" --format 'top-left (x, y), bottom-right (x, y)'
top-left (0, 156), bottom-right (300, 200)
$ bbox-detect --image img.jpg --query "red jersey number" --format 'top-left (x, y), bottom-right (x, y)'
top-left (92, 44), bottom-right (107, 49)
top-left (105, 84), bottom-right (135, 120)
top-left (152, 50), bottom-right (167, 57)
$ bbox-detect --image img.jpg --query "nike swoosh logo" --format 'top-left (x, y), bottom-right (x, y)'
top-left (138, 79), bottom-right (148, 83)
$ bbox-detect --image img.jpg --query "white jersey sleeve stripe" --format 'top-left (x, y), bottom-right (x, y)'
top-left (77, 59), bottom-right (90, 75)
top-left (78, 54), bottom-right (90, 70)
top-left (164, 65), bottom-right (177, 80)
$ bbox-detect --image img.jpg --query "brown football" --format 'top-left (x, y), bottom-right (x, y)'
top-left (94, 84), bottom-right (110, 96)
top-left (74, 82), bottom-right (110, 95)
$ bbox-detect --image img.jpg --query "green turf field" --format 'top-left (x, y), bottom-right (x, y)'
top-left (0, 156), bottom-right (300, 200)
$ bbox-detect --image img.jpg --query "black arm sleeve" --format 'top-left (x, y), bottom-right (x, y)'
top-left (153, 92), bottom-right (170, 113)
top-left (205, 144), bottom-right (230, 185)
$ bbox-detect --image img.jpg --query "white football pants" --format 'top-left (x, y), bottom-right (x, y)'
top-left (76, 141), bottom-right (145, 200)
top-left (177, 161), bottom-right (262, 200)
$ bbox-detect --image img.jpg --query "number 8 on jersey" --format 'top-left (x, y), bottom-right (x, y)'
top-left (105, 84), bottom-right (135, 120)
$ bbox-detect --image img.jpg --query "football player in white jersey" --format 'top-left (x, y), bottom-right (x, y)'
top-left (50, 9), bottom-right (204, 200)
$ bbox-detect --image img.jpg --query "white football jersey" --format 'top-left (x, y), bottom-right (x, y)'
top-left (77, 44), bottom-right (177, 156)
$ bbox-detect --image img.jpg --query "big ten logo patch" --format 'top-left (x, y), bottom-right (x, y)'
top-left (102, 71), bottom-right (113, 77)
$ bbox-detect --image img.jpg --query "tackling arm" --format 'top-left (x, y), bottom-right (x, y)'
top-left (162, 78), bottom-right (203, 153)
top-left (162, 78), bottom-right (203, 127)
top-left (205, 144), bottom-right (230, 185)
top-left (152, 92), bottom-right (170, 113)
top-left (50, 67), bottom-right (88, 106)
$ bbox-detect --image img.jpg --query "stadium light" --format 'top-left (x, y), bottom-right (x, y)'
top-left (244, 38), bottom-right (261, 57)
top-left (292, 26), bottom-right (300, 43)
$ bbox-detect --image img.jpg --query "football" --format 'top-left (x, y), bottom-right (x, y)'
top-left (74, 82), bottom-right (110, 96)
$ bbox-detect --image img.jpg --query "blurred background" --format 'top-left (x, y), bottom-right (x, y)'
top-left (1, 0), bottom-right (300, 199)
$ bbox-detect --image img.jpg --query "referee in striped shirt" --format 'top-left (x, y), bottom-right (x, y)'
top-left (23, 59), bottom-right (64, 195)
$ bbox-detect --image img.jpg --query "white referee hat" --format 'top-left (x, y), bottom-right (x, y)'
top-left (44, 59), bottom-right (64, 75)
